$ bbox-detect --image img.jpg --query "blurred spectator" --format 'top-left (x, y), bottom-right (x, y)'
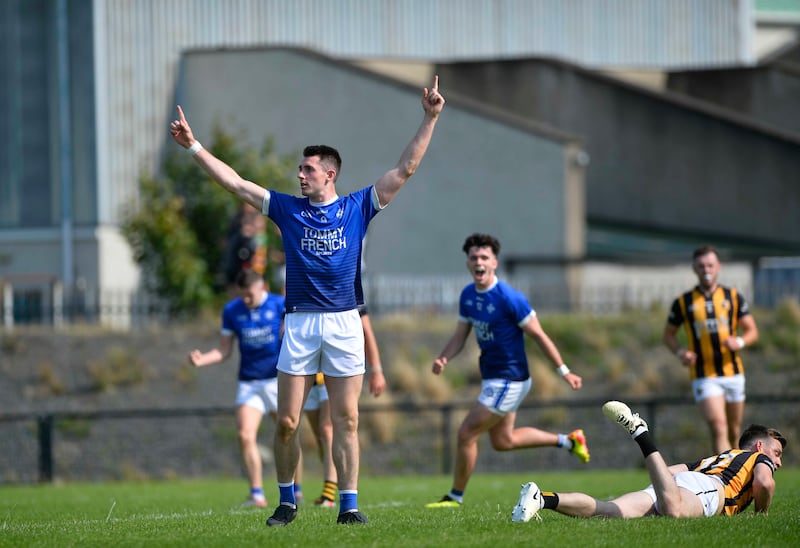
top-left (225, 203), bottom-right (267, 296)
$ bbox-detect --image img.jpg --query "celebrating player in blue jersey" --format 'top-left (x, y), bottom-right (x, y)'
top-left (171, 77), bottom-right (444, 526)
top-left (427, 233), bottom-right (590, 509)
top-left (188, 269), bottom-right (284, 508)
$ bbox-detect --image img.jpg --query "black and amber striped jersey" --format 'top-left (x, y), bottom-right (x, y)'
top-left (686, 449), bottom-right (775, 515)
top-left (667, 285), bottom-right (750, 380)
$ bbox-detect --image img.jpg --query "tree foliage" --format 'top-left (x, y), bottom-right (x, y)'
top-left (121, 129), bottom-right (297, 312)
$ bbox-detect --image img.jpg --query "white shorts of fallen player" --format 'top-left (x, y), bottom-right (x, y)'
top-left (642, 471), bottom-right (723, 517)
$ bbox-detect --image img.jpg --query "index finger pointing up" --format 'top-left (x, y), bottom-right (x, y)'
top-left (432, 74), bottom-right (439, 92)
top-left (177, 105), bottom-right (187, 124)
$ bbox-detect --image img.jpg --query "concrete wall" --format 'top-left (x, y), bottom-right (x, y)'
top-left (435, 59), bottom-right (800, 254)
top-left (179, 48), bottom-right (584, 277)
top-left (667, 61), bottom-right (800, 135)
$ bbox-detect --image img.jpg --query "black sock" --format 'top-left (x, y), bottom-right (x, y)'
top-left (634, 431), bottom-right (658, 458)
top-left (542, 491), bottom-right (559, 510)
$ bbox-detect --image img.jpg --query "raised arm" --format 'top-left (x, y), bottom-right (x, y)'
top-left (170, 105), bottom-right (266, 210)
top-left (373, 75), bottom-right (445, 207)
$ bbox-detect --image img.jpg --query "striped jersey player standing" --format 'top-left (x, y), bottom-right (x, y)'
top-left (426, 233), bottom-right (590, 509)
top-left (170, 76), bottom-right (445, 526)
top-left (662, 245), bottom-right (759, 453)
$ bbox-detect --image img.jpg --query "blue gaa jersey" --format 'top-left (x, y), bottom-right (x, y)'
top-left (267, 187), bottom-right (379, 313)
top-left (221, 292), bottom-right (285, 381)
top-left (459, 278), bottom-right (536, 382)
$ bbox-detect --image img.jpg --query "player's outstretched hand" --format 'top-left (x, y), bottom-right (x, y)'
top-left (422, 75), bottom-right (445, 118)
top-left (170, 105), bottom-right (196, 149)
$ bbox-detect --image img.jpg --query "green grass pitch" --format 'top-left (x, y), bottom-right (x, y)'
top-left (2, 469), bottom-right (799, 547)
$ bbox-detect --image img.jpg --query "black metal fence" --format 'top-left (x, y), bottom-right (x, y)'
top-left (2, 394), bottom-right (797, 485)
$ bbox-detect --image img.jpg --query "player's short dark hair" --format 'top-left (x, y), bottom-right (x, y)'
top-left (303, 145), bottom-right (342, 177)
top-left (738, 424), bottom-right (787, 450)
top-left (692, 245), bottom-right (719, 261)
top-left (462, 233), bottom-right (501, 256)
top-left (235, 269), bottom-right (264, 289)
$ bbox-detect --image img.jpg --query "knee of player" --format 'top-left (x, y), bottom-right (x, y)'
top-left (275, 414), bottom-right (301, 438)
top-left (320, 422), bottom-right (334, 441)
top-left (332, 412), bottom-right (359, 433)
top-left (489, 435), bottom-right (515, 451)
top-left (238, 428), bottom-right (258, 445)
top-left (456, 421), bottom-right (484, 444)
top-left (656, 496), bottom-right (684, 518)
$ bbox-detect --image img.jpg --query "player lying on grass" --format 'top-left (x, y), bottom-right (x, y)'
top-left (512, 400), bottom-right (786, 522)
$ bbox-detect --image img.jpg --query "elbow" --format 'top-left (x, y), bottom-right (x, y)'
top-left (399, 159), bottom-right (419, 179)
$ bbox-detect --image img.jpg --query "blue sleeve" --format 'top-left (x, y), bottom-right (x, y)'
top-left (266, 190), bottom-right (291, 225)
top-left (458, 286), bottom-right (470, 320)
top-left (506, 287), bottom-right (534, 325)
top-left (221, 302), bottom-right (236, 333)
top-left (360, 186), bottom-right (380, 231)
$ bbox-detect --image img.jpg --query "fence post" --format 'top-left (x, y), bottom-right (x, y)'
top-left (441, 404), bottom-right (453, 475)
top-left (52, 280), bottom-right (64, 328)
top-left (38, 415), bottom-right (54, 482)
top-left (2, 282), bottom-right (13, 330)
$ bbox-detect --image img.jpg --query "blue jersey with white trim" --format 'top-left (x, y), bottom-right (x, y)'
top-left (268, 187), bottom-right (378, 313)
top-left (459, 279), bottom-right (534, 382)
top-left (221, 293), bottom-right (284, 381)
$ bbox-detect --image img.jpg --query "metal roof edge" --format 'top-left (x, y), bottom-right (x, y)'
top-left (180, 46), bottom-right (582, 146)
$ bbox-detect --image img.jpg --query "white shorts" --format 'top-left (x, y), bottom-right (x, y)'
top-left (478, 378), bottom-right (532, 416)
top-left (236, 378), bottom-right (279, 414)
top-left (277, 310), bottom-right (365, 377)
top-left (643, 472), bottom-right (722, 517)
top-left (692, 374), bottom-right (745, 403)
top-left (304, 384), bottom-right (329, 411)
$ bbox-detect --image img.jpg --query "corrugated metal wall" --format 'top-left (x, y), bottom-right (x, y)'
top-left (93, 0), bottom-right (754, 223)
